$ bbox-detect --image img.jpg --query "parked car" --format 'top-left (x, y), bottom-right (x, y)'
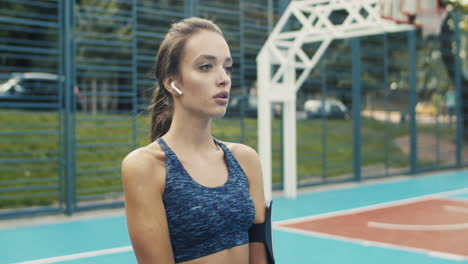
top-left (304, 99), bottom-right (350, 119)
top-left (0, 72), bottom-right (81, 110)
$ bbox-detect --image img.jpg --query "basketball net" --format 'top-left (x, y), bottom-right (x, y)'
top-left (380, 0), bottom-right (447, 37)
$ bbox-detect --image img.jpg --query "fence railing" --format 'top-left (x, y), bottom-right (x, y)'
top-left (0, 0), bottom-right (465, 218)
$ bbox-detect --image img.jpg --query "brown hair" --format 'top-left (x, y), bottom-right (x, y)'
top-left (150, 17), bottom-right (223, 141)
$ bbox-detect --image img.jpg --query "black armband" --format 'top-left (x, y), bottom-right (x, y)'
top-left (249, 201), bottom-right (275, 264)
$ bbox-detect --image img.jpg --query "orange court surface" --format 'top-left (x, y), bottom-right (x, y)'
top-left (277, 195), bottom-right (468, 260)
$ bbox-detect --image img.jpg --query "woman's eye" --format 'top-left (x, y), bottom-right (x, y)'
top-left (225, 66), bottom-right (233, 74)
top-left (200, 64), bottom-right (212, 71)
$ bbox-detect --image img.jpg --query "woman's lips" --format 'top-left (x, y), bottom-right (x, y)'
top-left (214, 97), bottom-right (229, 105)
top-left (213, 91), bottom-right (229, 105)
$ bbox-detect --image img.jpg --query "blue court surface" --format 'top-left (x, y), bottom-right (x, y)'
top-left (1, 170), bottom-right (468, 264)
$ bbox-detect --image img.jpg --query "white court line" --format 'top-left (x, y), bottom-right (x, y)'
top-left (368, 221), bottom-right (468, 231)
top-left (445, 205), bottom-right (468, 214)
top-left (10, 246), bottom-right (133, 264)
top-left (367, 198), bottom-right (468, 231)
top-left (438, 196), bottom-right (468, 203)
top-left (274, 187), bottom-right (468, 226)
top-left (275, 225), bottom-right (468, 261)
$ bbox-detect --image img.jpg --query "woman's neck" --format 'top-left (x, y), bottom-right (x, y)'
top-left (163, 112), bottom-right (217, 153)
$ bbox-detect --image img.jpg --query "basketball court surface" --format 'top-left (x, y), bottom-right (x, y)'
top-left (1, 170), bottom-right (468, 264)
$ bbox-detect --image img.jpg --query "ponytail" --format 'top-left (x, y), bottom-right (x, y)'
top-left (150, 85), bottom-right (173, 141)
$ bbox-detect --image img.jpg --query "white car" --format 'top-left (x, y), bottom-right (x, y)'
top-left (304, 99), bottom-right (350, 119)
top-left (0, 72), bottom-right (81, 110)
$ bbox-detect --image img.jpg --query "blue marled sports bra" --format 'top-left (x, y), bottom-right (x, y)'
top-left (157, 137), bottom-right (255, 263)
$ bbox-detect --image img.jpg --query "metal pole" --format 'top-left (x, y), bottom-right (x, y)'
top-left (454, 11), bottom-right (462, 167)
top-left (436, 113), bottom-right (441, 165)
top-left (64, 0), bottom-right (74, 215)
top-left (132, 0), bottom-right (138, 149)
top-left (283, 65), bottom-right (297, 198)
top-left (408, 30), bottom-right (417, 174)
top-left (383, 33), bottom-right (390, 174)
top-left (185, 0), bottom-right (196, 17)
top-left (352, 37), bottom-right (362, 182)
top-left (239, 0), bottom-right (246, 143)
top-left (279, 0), bottom-right (289, 16)
top-left (279, 104), bottom-right (284, 187)
top-left (58, 0), bottom-right (64, 209)
top-left (71, 0), bottom-right (78, 211)
top-left (257, 50), bottom-right (273, 201)
top-left (321, 58), bottom-right (327, 181)
top-left (267, 0), bottom-right (273, 33)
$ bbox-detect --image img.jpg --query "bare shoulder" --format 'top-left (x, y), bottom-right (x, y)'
top-left (121, 142), bottom-right (166, 192)
top-left (122, 142), bottom-right (165, 173)
top-left (221, 141), bottom-right (261, 182)
top-left (223, 142), bottom-right (259, 164)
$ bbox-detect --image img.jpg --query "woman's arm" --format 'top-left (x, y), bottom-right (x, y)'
top-left (122, 149), bottom-right (175, 264)
top-left (230, 144), bottom-right (269, 264)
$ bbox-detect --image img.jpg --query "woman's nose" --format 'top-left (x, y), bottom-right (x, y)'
top-left (217, 67), bottom-right (230, 87)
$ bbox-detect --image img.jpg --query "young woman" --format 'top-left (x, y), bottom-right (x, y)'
top-left (121, 17), bottom-right (273, 264)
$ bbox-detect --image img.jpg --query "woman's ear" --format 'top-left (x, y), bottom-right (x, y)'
top-left (162, 78), bottom-right (173, 93)
top-left (163, 79), bottom-right (183, 96)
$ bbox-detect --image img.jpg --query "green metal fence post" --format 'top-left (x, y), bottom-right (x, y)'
top-left (64, 0), bottom-right (74, 215)
top-left (279, 0), bottom-right (289, 15)
top-left (240, 0), bottom-right (246, 143)
top-left (454, 11), bottom-right (463, 167)
top-left (408, 30), bottom-right (417, 174)
top-left (58, 0), bottom-right (65, 209)
top-left (352, 37), bottom-right (362, 182)
top-left (267, 0), bottom-right (273, 33)
top-left (71, 0), bottom-right (78, 213)
top-left (185, 0), bottom-right (197, 17)
top-left (280, 104), bottom-right (284, 187)
top-left (321, 58), bottom-right (328, 180)
top-left (383, 33), bottom-right (390, 174)
top-left (132, 0), bottom-right (138, 149)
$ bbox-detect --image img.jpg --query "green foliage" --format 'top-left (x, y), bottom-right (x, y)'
top-left (443, 0), bottom-right (468, 12)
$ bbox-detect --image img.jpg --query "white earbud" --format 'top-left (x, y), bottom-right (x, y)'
top-left (170, 82), bottom-right (183, 96)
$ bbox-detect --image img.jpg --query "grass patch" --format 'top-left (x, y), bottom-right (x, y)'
top-left (0, 110), bottom-right (415, 209)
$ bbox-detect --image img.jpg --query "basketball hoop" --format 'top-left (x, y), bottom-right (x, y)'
top-left (380, 0), bottom-right (447, 36)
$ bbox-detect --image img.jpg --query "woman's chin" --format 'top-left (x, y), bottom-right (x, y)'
top-left (213, 112), bottom-right (227, 119)
top-left (209, 109), bottom-right (227, 119)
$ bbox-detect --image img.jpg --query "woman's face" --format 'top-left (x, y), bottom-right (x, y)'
top-left (175, 30), bottom-right (232, 118)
